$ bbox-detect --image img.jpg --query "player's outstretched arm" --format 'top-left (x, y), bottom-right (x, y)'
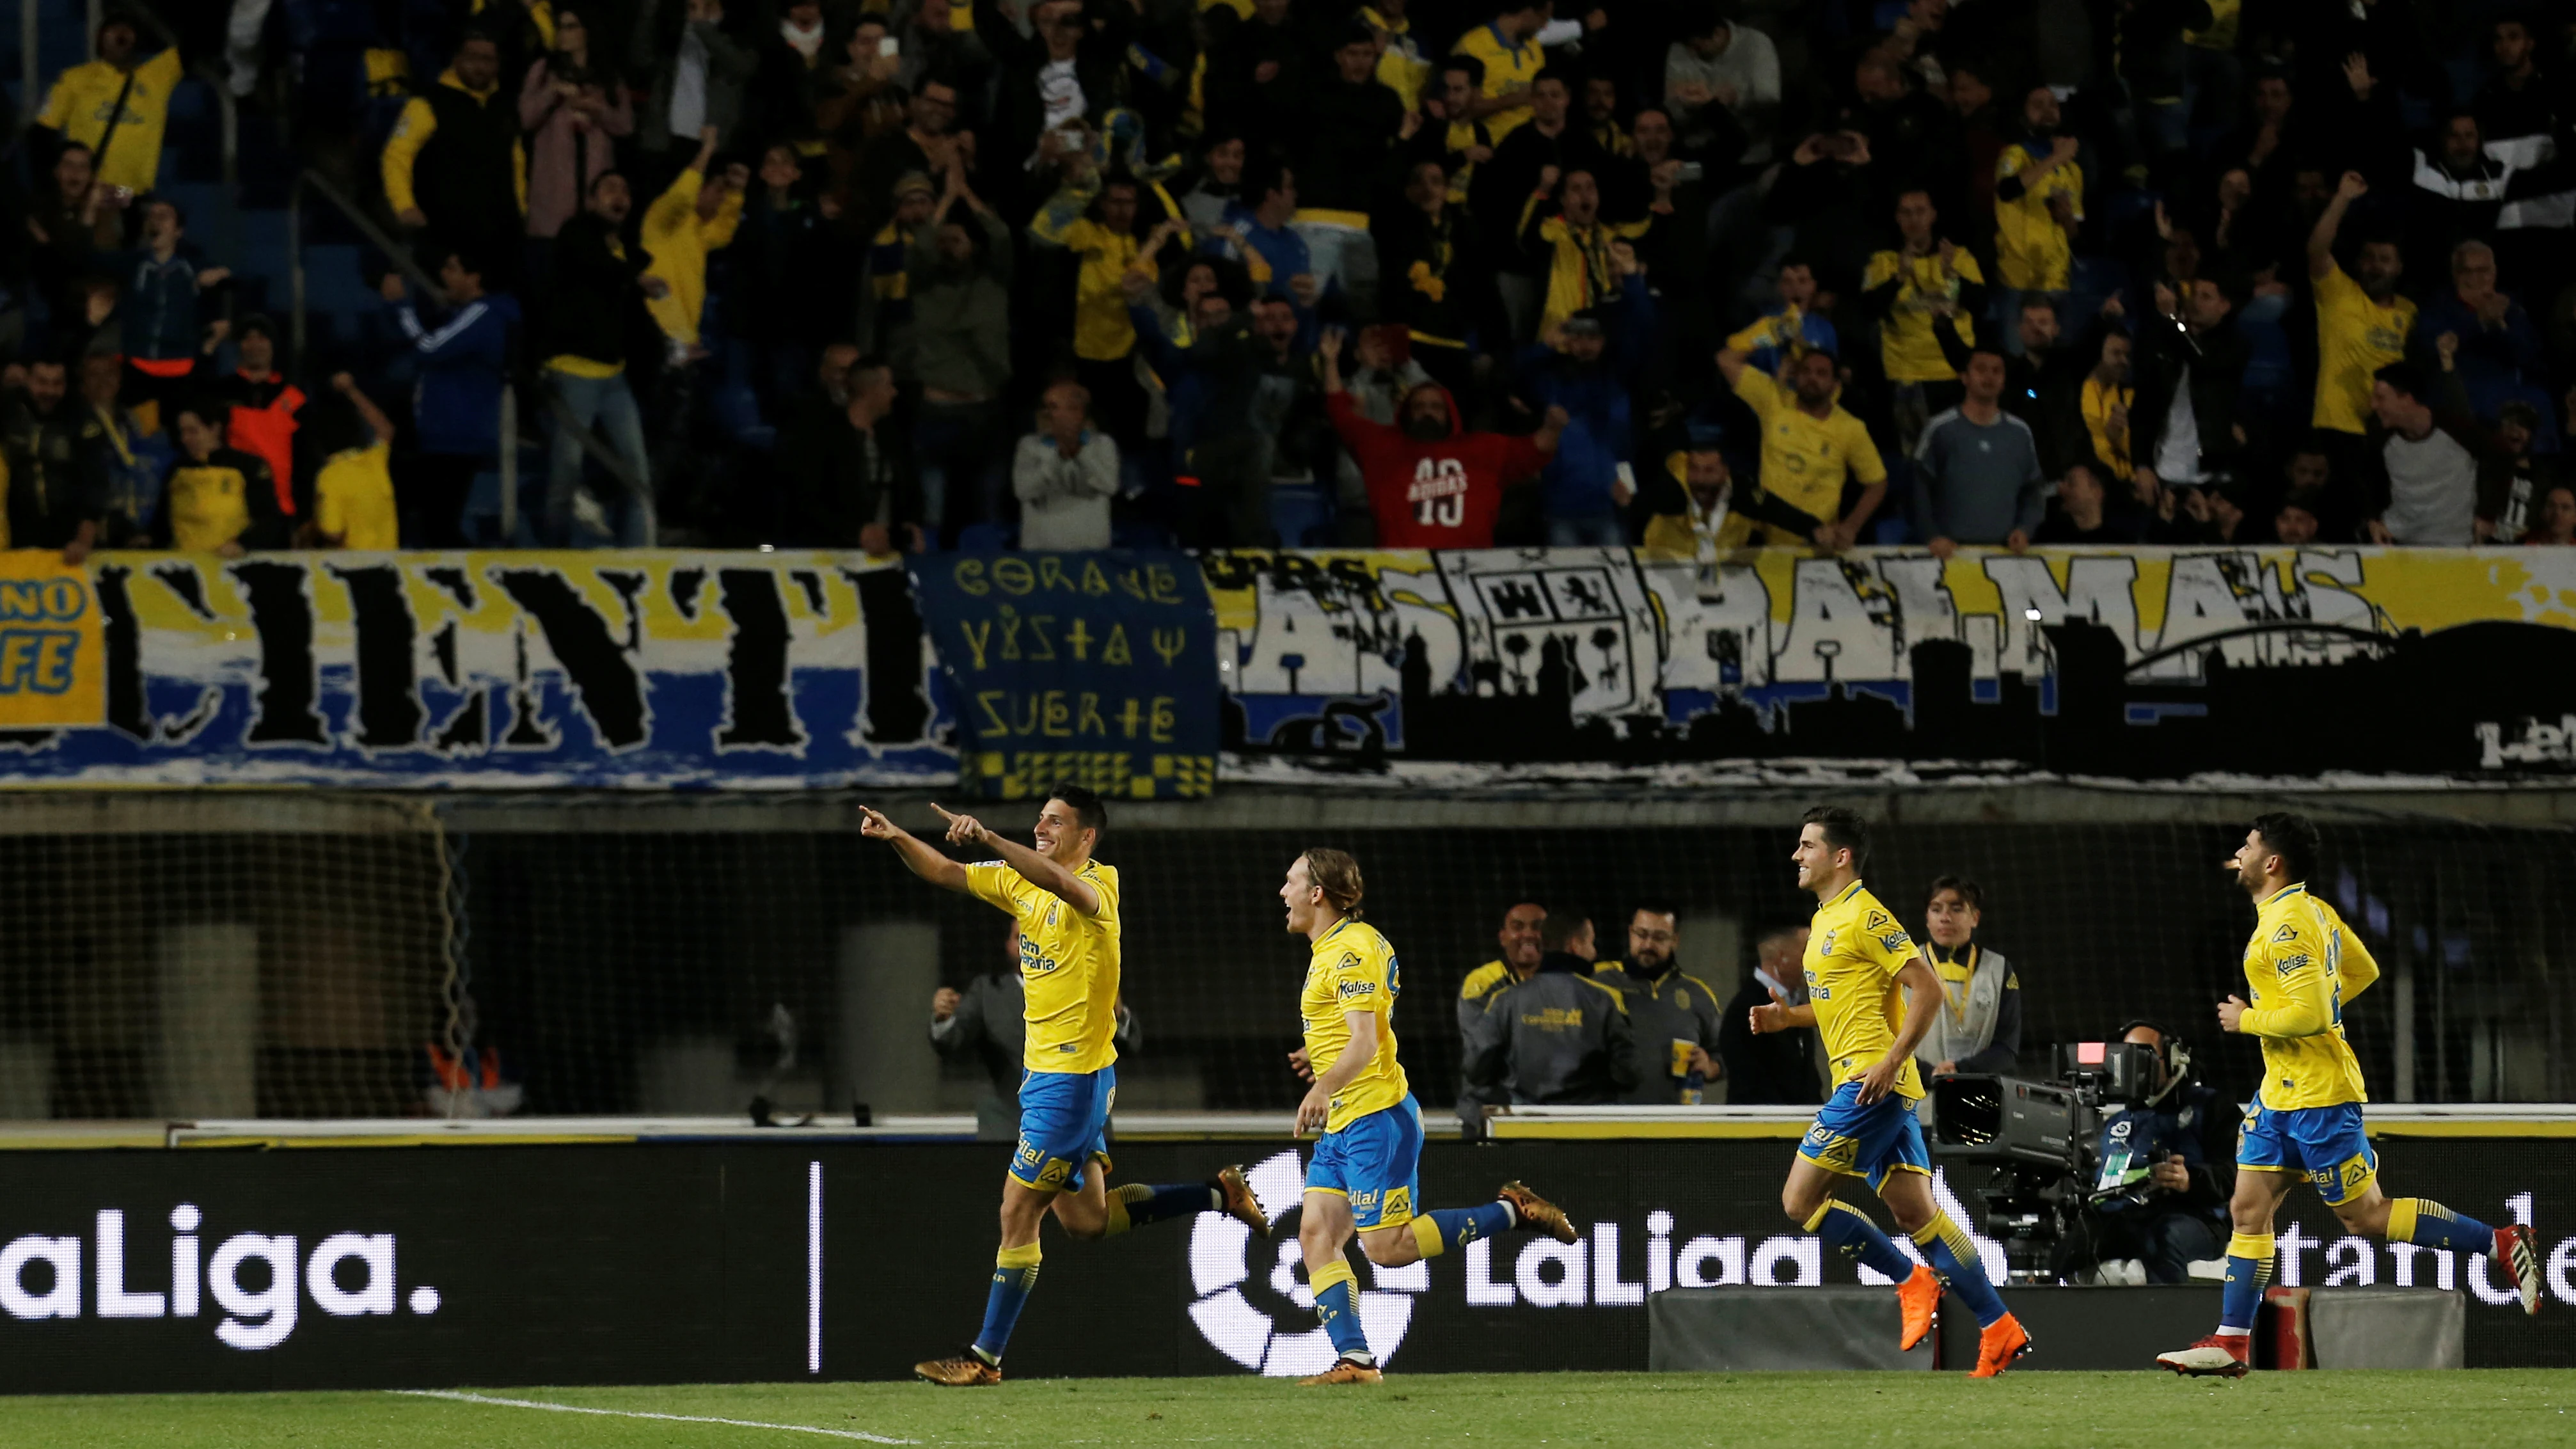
top-left (858, 805), bottom-right (971, 893)
top-left (931, 803), bottom-right (1103, 917)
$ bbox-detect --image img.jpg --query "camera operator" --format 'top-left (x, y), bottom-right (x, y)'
top-left (2057, 1022), bottom-right (2233, 1285)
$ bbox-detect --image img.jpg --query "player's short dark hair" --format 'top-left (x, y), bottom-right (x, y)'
top-left (2249, 811), bottom-right (2318, 884)
top-left (1443, 53), bottom-right (1485, 88)
top-left (1302, 848), bottom-right (1364, 917)
top-left (1631, 901), bottom-right (1681, 926)
top-left (1540, 913), bottom-right (1590, 953)
top-left (1534, 64), bottom-right (1576, 93)
top-left (1928, 875), bottom-right (1982, 911)
top-left (1048, 784), bottom-right (1107, 839)
top-left (1801, 805), bottom-right (1869, 871)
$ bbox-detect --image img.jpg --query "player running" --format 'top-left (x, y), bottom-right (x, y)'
top-left (1281, 848), bottom-right (1579, 1386)
top-left (1751, 807), bottom-right (2032, 1375)
top-left (2157, 813), bottom-right (2541, 1377)
top-left (860, 788), bottom-right (1268, 1386)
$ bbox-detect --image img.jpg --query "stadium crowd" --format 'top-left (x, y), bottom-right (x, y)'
top-left (12, 0), bottom-right (2576, 555)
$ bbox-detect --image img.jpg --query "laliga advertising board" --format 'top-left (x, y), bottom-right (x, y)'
top-left (0, 1138), bottom-right (2570, 1391)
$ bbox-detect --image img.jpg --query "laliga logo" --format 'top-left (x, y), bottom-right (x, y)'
top-left (1187, 1152), bottom-right (1427, 1377)
top-left (1, 1205), bottom-right (439, 1350)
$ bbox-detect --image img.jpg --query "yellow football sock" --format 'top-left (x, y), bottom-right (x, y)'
top-left (1410, 1217), bottom-right (1444, 1260)
top-left (2385, 1199), bottom-right (2418, 1245)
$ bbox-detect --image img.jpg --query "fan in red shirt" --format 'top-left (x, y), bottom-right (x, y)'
top-left (1322, 328), bottom-right (1563, 548)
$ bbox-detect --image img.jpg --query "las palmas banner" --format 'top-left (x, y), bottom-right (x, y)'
top-left (0, 546), bottom-right (2568, 786)
top-left (1201, 546), bottom-right (2576, 778)
top-left (0, 550), bottom-right (949, 788)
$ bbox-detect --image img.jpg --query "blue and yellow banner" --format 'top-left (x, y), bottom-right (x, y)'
top-left (910, 551), bottom-right (1218, 799)
top-left (0, 546), bottom-right (2566, 786)
top-left (0, 553), bottom-right (105, 728)
top-left (0, 550), bottom-right (948, 787)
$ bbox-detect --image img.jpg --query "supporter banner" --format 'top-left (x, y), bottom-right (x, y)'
top-left (910, 551), bottom-right (1219, 800)
top-left (1203, 546), bottom-right (2576, 777)
top-left (0, 551), bottom-right (950, 787)
top-left (0, 1137), bottom-right (2563, 1393)
top-left (6, 546), bottom-right (2569, 788)
top-left (0, 553), bottom-right (107, 729)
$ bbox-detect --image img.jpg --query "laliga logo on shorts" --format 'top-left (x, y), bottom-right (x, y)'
top-left (1185, 1152), bottom-right (1426, 1377)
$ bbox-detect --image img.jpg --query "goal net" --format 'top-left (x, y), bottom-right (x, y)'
top-left (0, 791), bottom-right (2566, 1121)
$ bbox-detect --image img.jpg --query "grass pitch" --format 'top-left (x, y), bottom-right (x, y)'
top-left (4, 1370), bottom-right (2572, 1448)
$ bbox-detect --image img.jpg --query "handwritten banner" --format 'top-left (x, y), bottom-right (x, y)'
top-left (909, 551), bottom-right (1218, 799)
top-left (0, 553), bottom-right (106, 728)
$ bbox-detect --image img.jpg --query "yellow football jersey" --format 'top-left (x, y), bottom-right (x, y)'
top-left (2236, 883), bottom-right (2380, 1111)
top-left (1730, 365), bottom-right (1886, 540)
top-left (2311, 264), bottom-right (2415, 435)
top-left (1301, 917), bottom-right (1409, 1133)
top-left (1862, 248), bottom-right (1981, 383)
top-left (1994, 144), bottom-right (2082, 292)
top-left (1804, 880), bottom-right (1927, 1100)
top-left (315, 441), bottom-right (400, 549)
top-left (966, 859), bottom-right (1122, 1074)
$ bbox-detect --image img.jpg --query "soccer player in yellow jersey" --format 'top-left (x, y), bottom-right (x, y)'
top-left (1751, 807), bottom-right (2031, 1375)
top-left (1280, 850), bottom-right (1577, 1386)
top-left (860, 788), bottom-right (1267, 1386)
top-left (2158, 813), bottom-right (2541, 1377)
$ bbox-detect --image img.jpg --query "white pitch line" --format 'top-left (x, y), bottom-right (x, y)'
top-left (393, 1389), bottom-right (919, 1443)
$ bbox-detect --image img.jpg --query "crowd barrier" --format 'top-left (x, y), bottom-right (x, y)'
top-left (0, 1109), bottom-right (2568, 1391)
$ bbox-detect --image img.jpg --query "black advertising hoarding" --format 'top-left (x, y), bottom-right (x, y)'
top-left (0, 1137), bottom-right (2568, 1393)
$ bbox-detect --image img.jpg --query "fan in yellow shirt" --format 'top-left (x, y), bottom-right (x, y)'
top-left (1451, 10), bottom-right (1547, 141)
top-left (38, 18), bottom-right (182, 196)
top-left (1716, 344), bottom-right (1887, 548)
top-left (642, 132), bottom-right (748, 353)
top-left (312, 374), bottom-right (402, 550)
top-left (1863, 191), bottom-right (1986, 386)
top-left (1993, 93), bottom-right (2083, 292)
top-left (1031, 177), bottom-right (1147, 364)
top-left (2305, 171), bottom-right (2415, 436)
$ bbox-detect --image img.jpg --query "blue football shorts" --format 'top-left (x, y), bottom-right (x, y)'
top-left (1305, 1094), bottom-right (1425, 1230)
top-left (1011, 1065), bottom-right (1114, 1192)
top-left (2237, 1098), bottom-right (2377, 1205)
top-left (1798, 1079), bottom-right (1932, 1192)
